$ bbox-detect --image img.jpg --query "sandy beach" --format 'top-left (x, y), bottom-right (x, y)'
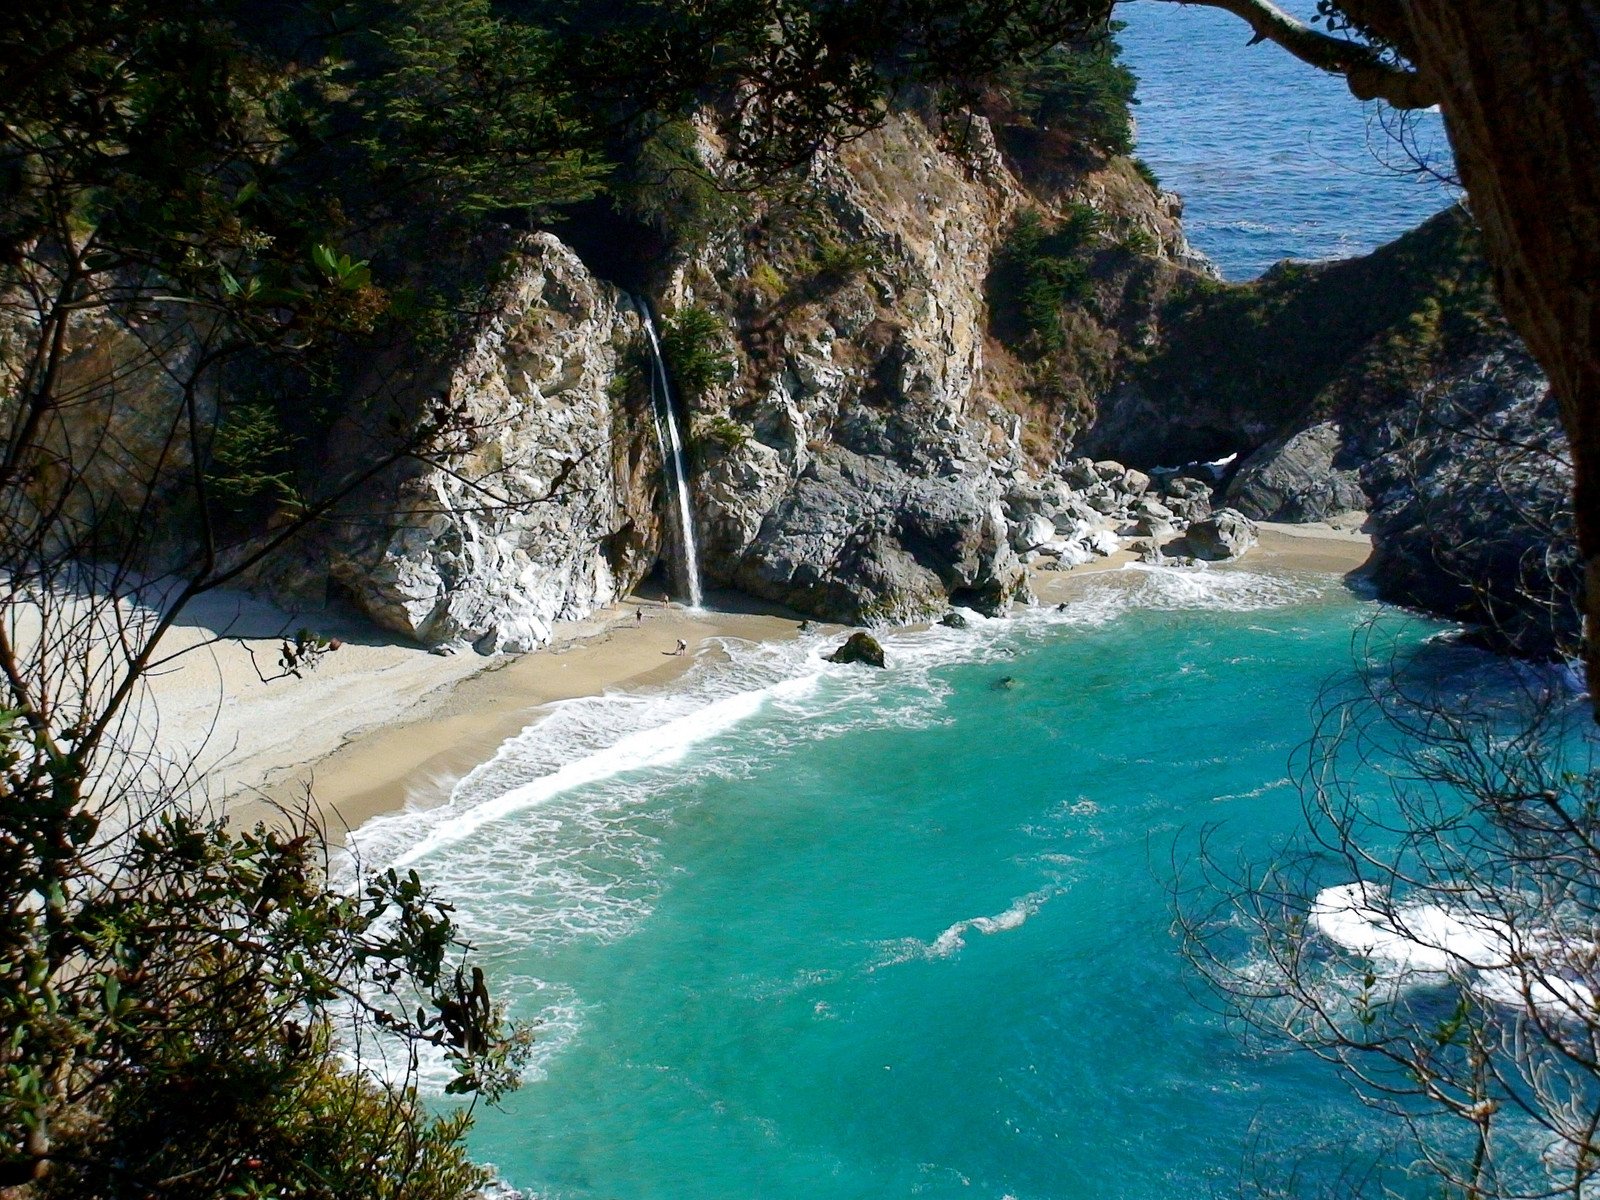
top-left (157, 519), bottom-right (1372, 843)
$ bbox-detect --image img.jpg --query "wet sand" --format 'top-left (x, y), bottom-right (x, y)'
top-left (189, 518), bottom-right (1372, 844)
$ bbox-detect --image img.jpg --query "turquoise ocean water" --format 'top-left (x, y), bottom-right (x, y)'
top-left (1118, 0), bottom-right (1458, 279)
top-left (346, 21), bottom-right (1498, 1189)
top-left (346, 566), bottom-right (1558, 1198)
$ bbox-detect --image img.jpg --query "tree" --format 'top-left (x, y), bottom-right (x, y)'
top-left (0, 0), bottom-right (602, 1189)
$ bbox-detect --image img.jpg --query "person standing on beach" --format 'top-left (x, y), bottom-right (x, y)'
top-left (636, 608), bottom-right (644, 625)
top-left (674, 638), bottom-right (687, 655)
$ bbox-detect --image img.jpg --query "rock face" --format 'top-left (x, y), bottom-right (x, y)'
top-left (729, 450), bottom-right (1021, 621)
top-left (1184, 508), bottom-right (1258, 561)
top-left (1362, 348), bottom-right (1580, 659)
top-left (662, 109), bottom-right (1199, 624)
top-left (324, 234), bottom-right (662, 651)
top-left (1227, 422), bottom-right (1366, 522)
top-left (827, 631), bottom-right (887, 667)
top-left (1077, 207), bottom-right (1581, 661)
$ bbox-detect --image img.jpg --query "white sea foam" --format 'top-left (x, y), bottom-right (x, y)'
top-left (874, 886), bottom-right (1061, 967)
top-left (1312, 881), bottom-right (1597, 1017)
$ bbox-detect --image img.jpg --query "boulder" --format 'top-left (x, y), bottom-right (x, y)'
top-left (828, 631), bottom-right (887, 667)
top-left (1012, 512), bottom-right (1056, 551)
top-left (730, 449), bottom-right (1025, 623)
top-left (1063, 457), bottom-right (1100, 489)
top-left (1134, 517), bottom-right (1175, 542)
top-left (1092, 459), bottom-right (1127, 483)
top-left (1166, 491), bottom-right (1212, 525)
top-left (1087, 490), bottom-right (1120, 515)
top-left (1225, 421), bottom-right (1366, 522)
top-left (939, 610), bottom-right (970, 629)
top-left (1133, 497), bottom-right (1174, 523)
top-left (1121, 468), bottom-right (1152, 496)
top-left (1162, 475), bottom-right (1212, 502)
top-left (1184, 508), bottom-right (1258, 560)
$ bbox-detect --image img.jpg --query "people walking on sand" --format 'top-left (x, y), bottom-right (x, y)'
top-left (636, 608), bottom-right (644, 625)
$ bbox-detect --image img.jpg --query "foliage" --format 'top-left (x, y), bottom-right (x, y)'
top-left (1, 810), bottom-right (527, 1198)
top-left (989, 207), bottom-right (1103, 354)
top-left (610, 118), bottom-right (747, 246)
top-left (695, 414), bottom-right (751, 457)
top-left (0, 1), bottom-right (569, 1190)
top-left (559, 0), bottom-right (1113, 174)
top-left (749, 261), bottom-right (787, 301)
top-left (1116, 227), bottom-right (1158, 257)
top-left (999, 23), bottom-right (1139, 156)
top-left (358, 0), bottom-right (606, 218)
top-left (811, 237), bottom-right (885, 287)
top-left (1134, 205), bottom-right (1498, 436)
top-left (205, 402), bottom-right (302, 524)
top-left (1132, 157), bottom-right (1161, 190)
top-left (661, 306), bottom-right (736, 403)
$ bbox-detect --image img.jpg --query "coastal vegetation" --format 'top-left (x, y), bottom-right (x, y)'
top-left (0, 1), bottom-right (1153, 1194)
top-left (2, 0), bottom-right (1598, 1198)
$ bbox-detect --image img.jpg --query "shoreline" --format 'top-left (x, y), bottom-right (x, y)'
top-left (198, 519), bottom-right (1372, 845)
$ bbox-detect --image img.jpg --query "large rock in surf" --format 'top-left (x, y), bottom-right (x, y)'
top-left (828, 631), bottom-right (887, 668)
top-left (1226, 421), bottom-right (1366, 522)
top-left (1185, 508), bottom-right (1258, 560)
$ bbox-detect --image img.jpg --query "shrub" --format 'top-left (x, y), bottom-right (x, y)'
top-left (1002, 25), bottom-right (1139, 157)
top-left (1118, 227), bottom-right (1158, 257)
top-left (696, 414), bottom-right (751, 457)
top-left (749, 261), bottom-right (786, 300)
top-left (205, 401), bottom-right (301, 525)
top-left (661, 306), bottom-right (736, 403)
top-left (989, 208), bottom-right (1102, 354)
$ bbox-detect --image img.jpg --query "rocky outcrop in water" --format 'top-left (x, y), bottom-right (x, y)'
top-left (828, 631), bottom-right (887, 667)
top-left (1079, 208), bottom-right (1581, 661)
top-left (1361, 347), bottom-right (1579, 658)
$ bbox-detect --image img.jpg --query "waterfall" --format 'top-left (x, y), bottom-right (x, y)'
top-left (634, 302), bottom-right (704, 609)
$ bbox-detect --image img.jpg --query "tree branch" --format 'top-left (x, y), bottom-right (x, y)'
top-left (1150, 0), bottom-right (1439, 109)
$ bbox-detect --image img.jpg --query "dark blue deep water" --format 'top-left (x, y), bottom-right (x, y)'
top-left (1118, 0), bottom-right (1458, 279)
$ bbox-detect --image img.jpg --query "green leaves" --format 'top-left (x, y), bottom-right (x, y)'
top-left (357, 0), bottom-right (607, 216)
top-left (660, 306), bottom-right (736, 404)
top-left (310, 243), bottom-right (372, 291)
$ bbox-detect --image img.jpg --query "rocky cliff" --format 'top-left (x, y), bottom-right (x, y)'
top-left (22, 101), bottom-right (1576, 663)
top-left (1087, 208), bottom-right (1580, 660)
top-left (647, 110), bottom-right (1207, 621)
top-left (316, 234), bottom-right (665, 653)
top-left (306, 103), bottom-right (1208, 638)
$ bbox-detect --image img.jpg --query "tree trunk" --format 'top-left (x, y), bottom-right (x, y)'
top-left (1401, 2), bottom-right (1600, 710)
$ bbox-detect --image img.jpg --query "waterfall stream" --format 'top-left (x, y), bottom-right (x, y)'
top-left (634, 302), bottom-right (704, 609)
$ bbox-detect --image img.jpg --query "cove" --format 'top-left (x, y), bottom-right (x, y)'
top-left (356, 566), bottom-right (1465, 1198)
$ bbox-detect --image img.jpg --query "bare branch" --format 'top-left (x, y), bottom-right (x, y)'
top-left (1150, 0), bottom-right (1439, 109)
